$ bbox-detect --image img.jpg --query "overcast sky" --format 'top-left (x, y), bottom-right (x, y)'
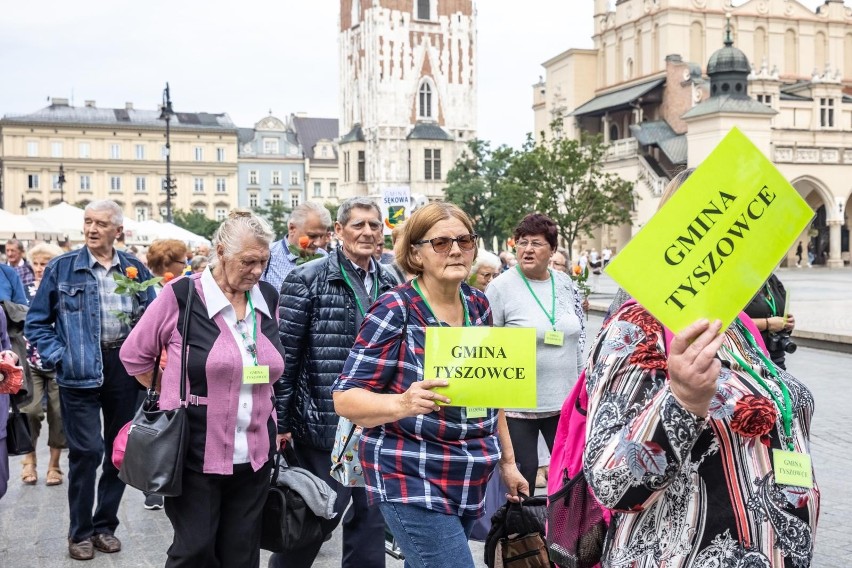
top-left (0, 1), bottom-right (826, 149)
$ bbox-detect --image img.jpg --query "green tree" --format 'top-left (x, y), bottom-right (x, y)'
top-left (444, 139), bottom-right (530, 250)
top-left (254, 200), bottom-right (291, 241)
top-left (510, 127), bottom-right (634, 259)
top-left (171, 209), bottom-right (219, 240)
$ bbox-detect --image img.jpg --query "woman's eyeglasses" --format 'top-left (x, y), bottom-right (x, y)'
top-left (414, 234), bottom-right (478, 254)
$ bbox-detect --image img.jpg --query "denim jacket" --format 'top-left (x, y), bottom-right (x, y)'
top-left (24, 247), bottom-right (156, 388)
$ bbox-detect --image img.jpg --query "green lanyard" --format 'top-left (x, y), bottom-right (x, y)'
top-left (725, 319), bottom-right (794, 450)
top-left (516, 266), bottom-right (556, 330)
top-left (245, 292), bottom-right (259, 366)
top-left (411, 278), bottom-right (471, 327)
top-left (762, 283), bottom-right (777, 316)
top-left (340, 263), bottom-right (379, 317)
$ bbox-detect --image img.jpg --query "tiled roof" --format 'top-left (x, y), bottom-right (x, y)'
top-left (406, 121), bottom-right (454, 141)
top-left (339, 123), bottom-right (365, 143)
top-left (681, 95), bottom-right (778, 119)
top-left (658, 135), bottom-right (688, 165)
top-left (2, 101), bottom-right (236, 131)
top-left (292, 116), bottom-right (339, 160)
top-left (629, 120), bottom-right (676, 147)
top-left (572, 78), bottom-right (665, 118)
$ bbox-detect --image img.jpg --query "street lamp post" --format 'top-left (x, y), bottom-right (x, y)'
top-left (159, 82), bottom-right (177, 223)
top-left (19, 195), bottom-right (25, 215)
top-left (58, 163), bottom-right (66, 203)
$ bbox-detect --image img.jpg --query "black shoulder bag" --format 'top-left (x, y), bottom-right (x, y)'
top-left (118, 279), bottom-right (194, 497)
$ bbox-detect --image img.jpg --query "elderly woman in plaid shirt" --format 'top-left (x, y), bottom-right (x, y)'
top-left (333, 203), bottom-right (528, 568)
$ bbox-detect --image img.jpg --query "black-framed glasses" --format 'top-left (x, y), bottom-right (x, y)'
top-left (414, 234), bottom-right (478, 254)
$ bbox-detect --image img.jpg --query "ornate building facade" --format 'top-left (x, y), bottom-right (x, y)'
top-left (0, 98), bottom-right (239, 222)
top-left (338, 0), bottom-right (477, 201)
top-left (534, 0), bottom-right (852, 267)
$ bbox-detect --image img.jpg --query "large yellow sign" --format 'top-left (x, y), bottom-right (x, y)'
top-left (424, 327), bottom-right (537, 408)
top-left (605, 127), bottom-right (814, 333)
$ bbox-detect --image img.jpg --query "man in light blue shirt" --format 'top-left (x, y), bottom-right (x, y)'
top-left (262, 202), bottom-right (331, 292)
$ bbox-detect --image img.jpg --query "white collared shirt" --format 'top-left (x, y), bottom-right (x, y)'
top-left (200, 266), bottom-right (272, 464)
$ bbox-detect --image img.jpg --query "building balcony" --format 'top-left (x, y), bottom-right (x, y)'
top-left (605, 138), bottom-right (638, 162)
top-left (772, 145), bottom-right (852, 164)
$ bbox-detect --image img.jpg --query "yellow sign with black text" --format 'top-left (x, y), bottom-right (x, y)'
top-left (424, 327), bottom-right (537, 408)
top-left (605, 127), bottom-right (814, 333)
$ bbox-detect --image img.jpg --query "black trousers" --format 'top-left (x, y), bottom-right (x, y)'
top-left (268, 442), bottom-right (386, 568)
top-left (164, 461), bottom-right (271, 568)
top-left (506, 415), bottom-right (560, 493)
top-left (59, 346), bottom-right (140, 542)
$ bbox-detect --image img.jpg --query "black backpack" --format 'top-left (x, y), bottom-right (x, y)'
top-left (484, 494), bottom-right (550, 568)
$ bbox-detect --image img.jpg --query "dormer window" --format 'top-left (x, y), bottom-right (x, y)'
top-left (419, 80), bottom-right (434, 119)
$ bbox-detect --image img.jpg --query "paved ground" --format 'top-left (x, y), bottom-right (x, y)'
top-left (2, 268), bottom-right (850, 567)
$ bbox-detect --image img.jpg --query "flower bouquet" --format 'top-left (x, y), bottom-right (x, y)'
top-left (289, 236), bottom-right (324, 266)
top-left (111, 266), bottom-right (162, 326)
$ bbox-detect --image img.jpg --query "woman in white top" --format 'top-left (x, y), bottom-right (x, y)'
top-left (485, 213), bottom-right (585, 491)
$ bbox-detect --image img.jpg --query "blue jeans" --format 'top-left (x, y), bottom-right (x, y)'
top-left (379, 502), bottom-right (477, 568)
top-left (59, 346), bottom-right (139, 542)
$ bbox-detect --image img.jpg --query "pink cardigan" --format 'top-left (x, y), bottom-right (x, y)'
top-left (120, 275), bottom-right (285, 475)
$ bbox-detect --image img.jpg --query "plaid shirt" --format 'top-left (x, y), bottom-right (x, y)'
top-left (89, 249), bottom-right (133, 343)
top-left (262, 238), bottom-right (328, 293)
top-left (11, 260), bottom-right (34, 287)
top-left (333, 282), bottom-right (501, 518)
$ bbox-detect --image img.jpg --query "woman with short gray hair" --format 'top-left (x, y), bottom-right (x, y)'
top-left (121, 209), bottom-right (287, 567)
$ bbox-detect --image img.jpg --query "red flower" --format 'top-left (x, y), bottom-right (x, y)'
top-left (730, 394), bottom-right (777, 438)
top-left (125, 266), bottom-right (139, 280)
top-left (298, 236), bottom-right (311, 250)
top-left (163, 272), bottom-right (175, 283)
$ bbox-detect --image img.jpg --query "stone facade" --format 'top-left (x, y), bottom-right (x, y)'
top-left (0, 98), bottom-right (239, 223)
top-left (338, 0), bottom-right (477, 201)
top-left (535, 0), bottom-right (852, 267)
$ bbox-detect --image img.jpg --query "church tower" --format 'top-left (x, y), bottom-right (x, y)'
top-left (338, 0), bottom-right (477, 201)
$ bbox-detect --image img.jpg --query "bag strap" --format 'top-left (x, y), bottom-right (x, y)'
top-left (178, 279), bottom-right (195, 403)
top-left (340, 421), bottom-right (359, 450)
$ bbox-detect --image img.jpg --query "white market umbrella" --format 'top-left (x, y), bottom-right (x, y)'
top-left (128, 219), bottom-right (211, 248)
top-left (0, 209), bottom-right (38, 240)
top-left (28, 202), bottom-right (86, 242)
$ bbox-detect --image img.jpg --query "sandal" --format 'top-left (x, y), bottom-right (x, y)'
top-left (21, 461), bottom-right (37, 485)
top-left (46, 467), bottom-right (64, 486)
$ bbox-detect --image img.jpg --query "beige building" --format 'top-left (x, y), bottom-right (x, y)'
top-left (338, 0), bottom-right (477, 202)
top-left (0, 98), bottom-right (239, 223)
top-left (534, 0), bottom-right (852, 267)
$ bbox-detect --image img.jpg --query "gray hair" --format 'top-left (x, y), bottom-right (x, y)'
top-left (470, 250), bottom-right (500, 275)
top-left (337, 197), bottom-right (381, 226)
top-left (85, 200), bottom-right (123, 226)
top-left (189, 255), bottom-right (208, 272)
top-left (289, 201), bottom-right (332, 229)
top-left (211, 209), bottom-right (274, 262)
top-left (27, 242), bottom-right (64, 262)
top-left (5, 238), bottom-right (23, 253)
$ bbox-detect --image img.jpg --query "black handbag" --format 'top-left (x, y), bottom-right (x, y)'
top-left (6, 397), bottom-right (34, 456)
top-left (484, 494), bottom-right (549, 568)
top-left (260, 447), bottom-right (326, 553)
top-left (118, 280), bottom-right (194, 497)
top-left (0, 297), bottom-right (34, 407)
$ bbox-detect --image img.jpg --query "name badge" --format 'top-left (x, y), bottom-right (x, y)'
top-left (544, 330), bottom-right (564, 346)
top-left (773, 449), bottom-right (814, 488)
top-left (243, 365), bottom-right (270, 385)
top-left (466, 407), bottom-right (488, 419)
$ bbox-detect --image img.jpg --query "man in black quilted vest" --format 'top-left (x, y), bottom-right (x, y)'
top-left (273, 197), bottom-right (396, 568)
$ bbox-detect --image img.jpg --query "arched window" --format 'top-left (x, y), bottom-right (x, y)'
top-left (609, 123), bottom-right (619, 141)
top-left (690, 22), bottom-right (704, 67)
top-left (845, 34), bottom-right (852, 80)
top-left (785, 29), bottom-right (798, 76)
top-left (418, 80), bottom-right (433, 119)
top-left (815, 31), bottom-right (827, 72)
top-left (754, 27), bottom-right (767, 70)
top-left (635, 28), bottom-right (643, 77)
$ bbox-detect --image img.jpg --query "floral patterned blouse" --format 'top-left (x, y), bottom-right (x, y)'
top-left (584, 304), bottom-right (819, 568)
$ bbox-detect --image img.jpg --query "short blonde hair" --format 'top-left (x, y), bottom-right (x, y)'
top-left (395, 202), bottom-right (477, 276)
top-left (27, 242), bottom-right (64, 263)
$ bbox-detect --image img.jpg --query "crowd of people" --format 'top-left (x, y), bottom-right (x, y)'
top-left (0, 194), bottom-right (818, 568)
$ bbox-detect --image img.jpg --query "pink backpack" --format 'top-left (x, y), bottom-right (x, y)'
top-left (545, 301), bottom-right (765, 568)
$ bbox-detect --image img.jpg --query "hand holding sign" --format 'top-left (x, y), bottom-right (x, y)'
top-left (398, 379), bottom-right (451, 417)
top-left (667, 319), bottom-right (726, 417)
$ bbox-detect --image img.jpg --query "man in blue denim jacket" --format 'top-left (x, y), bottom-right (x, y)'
top-left (25, 200), bottom-right (156, 561)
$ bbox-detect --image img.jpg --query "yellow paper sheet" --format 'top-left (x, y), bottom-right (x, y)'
top-left (424, 327), bottom-right (537, 408)
top-left (605, 127), bottom-right (814, 333)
